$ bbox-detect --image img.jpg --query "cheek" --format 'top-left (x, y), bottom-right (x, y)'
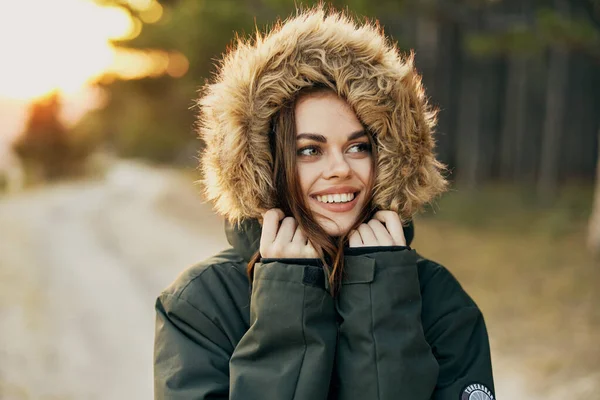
top-left (296, 163), bottom-right (318, 196)
top-left (351, 158), bottom-right (373, 184)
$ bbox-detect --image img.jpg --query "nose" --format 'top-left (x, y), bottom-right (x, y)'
top-left (323, 152), bottom-right (351, 179)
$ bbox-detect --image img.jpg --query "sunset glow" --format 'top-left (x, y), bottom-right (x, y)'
top-left (0, 0), bottom-right (182, 102)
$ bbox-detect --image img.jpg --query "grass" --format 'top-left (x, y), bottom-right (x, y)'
top-left (413, 183), bottom-right (599, 393)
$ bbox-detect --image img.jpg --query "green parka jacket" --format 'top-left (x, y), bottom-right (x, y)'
top-left (153, 219), bottom-right (495, 400)
top-left (154, 6), bottom-right (495, 400)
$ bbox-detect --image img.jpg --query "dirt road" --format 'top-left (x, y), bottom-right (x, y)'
top-left (0, 162), bottom-right (229, 399)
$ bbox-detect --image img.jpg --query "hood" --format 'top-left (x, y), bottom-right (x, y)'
top-left (225, 218), bottom-right (416, 263)
top-left (197, 5), bottom-right (447, 224)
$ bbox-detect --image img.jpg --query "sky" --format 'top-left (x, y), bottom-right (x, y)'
top-left (0, 0), bottom-right (185, 143)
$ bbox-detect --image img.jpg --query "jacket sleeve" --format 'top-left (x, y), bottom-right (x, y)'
top-left (153, 261), bottom-right (337, 400)
top-left (229, 260), bottom-right (337, 399)
top-left (335, 248), bottom-right (495, 400)
top-left (419, 259), bottom-right (495, 400)
top-left (154, 292), bottom-right (231, 399)
top-left (335, 248), bottom-right (439, 400)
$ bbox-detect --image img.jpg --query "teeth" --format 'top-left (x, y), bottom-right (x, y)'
top-left (315, 193), bottom-right (356, 203)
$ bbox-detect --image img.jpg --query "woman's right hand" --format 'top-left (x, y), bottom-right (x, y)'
top-left (260, 208), bottom-right (318, 259)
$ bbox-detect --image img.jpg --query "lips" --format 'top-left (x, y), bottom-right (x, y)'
top-left (310, 186), bottom-right (360, 197)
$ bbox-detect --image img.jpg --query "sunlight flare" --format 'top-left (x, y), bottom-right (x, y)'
top-left (0, 0), bottom-right (178, 102)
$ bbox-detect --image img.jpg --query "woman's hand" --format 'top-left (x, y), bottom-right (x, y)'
top-left (348, 210), bottom-right (406, 247)
top-left (260, 208), bottom-right (318, 259)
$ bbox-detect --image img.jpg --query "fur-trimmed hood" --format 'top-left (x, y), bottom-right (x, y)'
top-left (197, 5), bottom-right (447, 223)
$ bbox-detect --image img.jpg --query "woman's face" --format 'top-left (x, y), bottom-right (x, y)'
top-left (295, 91), bottom-right (373, 236)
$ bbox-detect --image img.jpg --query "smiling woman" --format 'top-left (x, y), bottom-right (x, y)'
top-left (154, 5), bottom-right (495, 400)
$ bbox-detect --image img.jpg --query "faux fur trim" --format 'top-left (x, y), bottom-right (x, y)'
top-left (197, 5), bottom-right (448, 224)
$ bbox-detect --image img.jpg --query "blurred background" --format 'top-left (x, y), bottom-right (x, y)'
top-left (0, 0), bottom-right (599, 399)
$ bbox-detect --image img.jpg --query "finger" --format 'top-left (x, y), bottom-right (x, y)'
top-left (348, 229), bottom-right (363, 247)
top-left (373, 210), bottom-right (406, 246)
top-left (274, 217), bottom-right (297, 244)
top-left (291, 225), bottom-right (307, 244)
top-left (260, 208), bottom-right (285, 245)
top-left (357, 223), bottom-right (378, 246)
top-left (367, 219), bottom-right (394, 246)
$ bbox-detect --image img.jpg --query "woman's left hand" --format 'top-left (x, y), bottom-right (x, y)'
top-left (348, 210), bottom-right (406, 247)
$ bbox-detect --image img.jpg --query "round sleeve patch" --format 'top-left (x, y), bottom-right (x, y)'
top-left (461, 383), bottom-right (495, 400)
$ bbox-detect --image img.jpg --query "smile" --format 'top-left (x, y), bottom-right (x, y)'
top-left (310, 191), bottom-right (359, 213)
top-left (315, 192), bottom-right (355, 203)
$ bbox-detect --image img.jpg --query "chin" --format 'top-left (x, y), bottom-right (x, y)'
top-left (317, 217), bottom-right (354, 237)
top-left (306, 193), bottom-right (366, 237)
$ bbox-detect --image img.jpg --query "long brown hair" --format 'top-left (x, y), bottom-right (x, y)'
top-left (247, 85), bottom-right (378, 295)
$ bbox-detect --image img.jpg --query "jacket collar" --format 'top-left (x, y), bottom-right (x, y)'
top-left (225, 218), bottom-right (262, 263)
top-left (225, 218), bottom-right (416, 263)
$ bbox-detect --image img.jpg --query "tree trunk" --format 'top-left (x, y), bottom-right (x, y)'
top-left (456, 54), bottom-right (483, 189)
top-left (537, 0), bottom-right (569, 201)
top-left (500, 55), bottom-right (529, 181)
top-left (455, 7), bottom-right (484, 189)
top-left (433, 20), bottom-right (461, 168)
top-left (588, 127), bottom-right (600, 255)
top-left (414, 7), bottom-right (438, 93)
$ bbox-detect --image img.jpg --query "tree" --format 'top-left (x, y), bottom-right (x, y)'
top-left (14, 92), bottom-right (72, 180)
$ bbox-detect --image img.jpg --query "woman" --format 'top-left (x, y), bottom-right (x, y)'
top-left (154, 6), bottom-right (495, 400)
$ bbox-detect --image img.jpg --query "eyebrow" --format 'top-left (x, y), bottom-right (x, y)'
top-left (296, 130), bottom-right (366, 142)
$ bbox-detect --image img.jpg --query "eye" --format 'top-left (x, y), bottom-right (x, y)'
top-left (297, 145), bottom-right (322, 157)
top-left (347, 142), bottom-right (371, 153)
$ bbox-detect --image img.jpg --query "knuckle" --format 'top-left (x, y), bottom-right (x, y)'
top-left (263, 209), bottom-right (277, 223)
top-left (367, 219), bottom-right (380, 228)
top-left (378, 210), bottom-right (394, 219)
top-left (267, 208), bottom-right (284, 219)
